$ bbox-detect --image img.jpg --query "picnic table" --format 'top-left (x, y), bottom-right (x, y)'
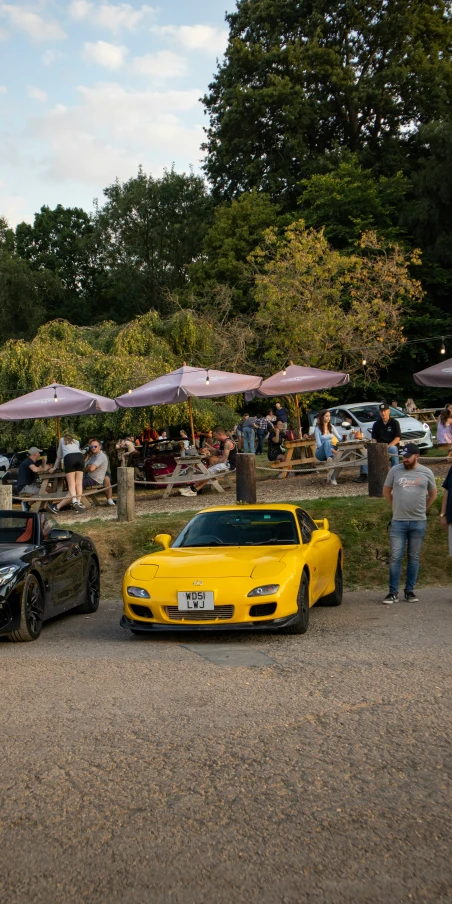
top-left (20, 470), bottom-right (106, 512)
top-left (272, 438), bottom-right (367, 479)
top-left (409, 408), bottom-right (441, 428)
top-left (157, 454), bottom-right (230, 498)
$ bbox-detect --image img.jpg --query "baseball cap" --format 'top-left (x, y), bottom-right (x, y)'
top-left (379, 402), bottom-right (390, 411)
top-left (402, 443), bottom-right (419, 457)
top-left (28, 446), bottom-right (42, 455)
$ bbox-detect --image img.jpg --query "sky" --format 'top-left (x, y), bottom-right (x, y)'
top-left (0, 0), bottom-right (234, 226)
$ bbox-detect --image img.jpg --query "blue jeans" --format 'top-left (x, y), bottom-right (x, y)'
top-left (389, 520), bottom-right (427, 594)
top-left (243, 427), bottom-right (255, 454)
top-left (360, 444), bottom-right (399, 477)
top-left (256, 429), bottom-right (266, 454)
top-left (315, 442), bottom-right (336, 479)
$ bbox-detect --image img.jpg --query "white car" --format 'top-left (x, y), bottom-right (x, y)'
top-left (327, 403), bottom-right (433, 451)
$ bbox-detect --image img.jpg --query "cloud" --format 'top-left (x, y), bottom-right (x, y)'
top-left (131, 51), bottom-right (186, 81)
top-left (28, 86), bottom-right (48, 103)
top-left (0, 192), bottom-right (28, 227)
top-left (42, 49), bottom-right (64, 66)
top-left (83, 40), bottom-right (128, 70)
top-left (0, 4), bottom-right (66, 41)
top-left (29, 82), bottom-right (203, 186)
top-left (69, 2), bottom-right (155, 33)
top-left (151, 24), bottom-right (228, 56)
top-left (0, 85), bottom-right (6, 95)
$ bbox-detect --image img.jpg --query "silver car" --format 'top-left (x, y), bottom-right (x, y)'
top-left (328, 403), bottom-right (433, 450)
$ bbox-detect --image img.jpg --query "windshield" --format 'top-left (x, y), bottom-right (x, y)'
top-left (173, 510), bottom-right (299, 547)
top-left (0, 515), bottom-right (34, 544)
top-left (349, 405), bottom-right (405, 423)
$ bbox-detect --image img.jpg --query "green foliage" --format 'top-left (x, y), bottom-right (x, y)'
top-left (299, 161), bottom-right (408, 248)
top-left (202, 0), bottom-right (452, 204)
top-left (0, 247), bottom-right (61, 344)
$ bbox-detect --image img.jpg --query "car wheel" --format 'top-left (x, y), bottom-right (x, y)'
top-left (319, 556), bottom-right (343, 607)
top-left (76, 557), bottom-right (100, 613)
top-left (8, 574), bottom-right (44, 642)
top-left (282, 570), bottom-right (310, 634)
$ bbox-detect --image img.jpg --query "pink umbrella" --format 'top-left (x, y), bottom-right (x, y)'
top-left (246, 363), bottom-right (349, 436)
top-left (414, 358), bottom-right (452, 387)
top-left (116, 364), bottom-right (263, 444)
top-left (0, 384), bottom-right (117, 439)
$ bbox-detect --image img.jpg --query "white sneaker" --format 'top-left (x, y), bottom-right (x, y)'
top-left (107, 498), bottom-right (116, 506)
top-left (329, 478), bottom-right (338, 486)
top-left (180, 488), bottom-right (197, 496)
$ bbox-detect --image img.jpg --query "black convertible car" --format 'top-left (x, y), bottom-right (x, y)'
top-left (0, 510), bottom-right (100, 642)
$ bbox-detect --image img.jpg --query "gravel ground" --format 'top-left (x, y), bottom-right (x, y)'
top-left (1, 587), bottom-right (451, 903)
top-left (58, 458), bottom-right (450, 523)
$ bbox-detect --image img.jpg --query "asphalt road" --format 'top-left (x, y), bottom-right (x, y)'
top-left (1, 588), bottom-right (451, 904)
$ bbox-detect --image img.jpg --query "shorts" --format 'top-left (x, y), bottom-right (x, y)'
top-left (64, 452), bottom-right (85, 473)
top-left (83, 474), bottom-right (102, 489)
top-left (19, 484), bottom-right (40, 496)
top-left (208, 462), bottom-right (230, 475)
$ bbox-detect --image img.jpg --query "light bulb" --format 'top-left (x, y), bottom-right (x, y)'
top-left (362, 358), bottom-right (367, 366)
top-left (127, 388), bottom-right (132, 394)
top-left (206, 371), bottom-right (210, 385)
top-left (282, 368), bottom-right (286, 376)
top-left (53, 386), bottom-right (58, 403)
top-left (440, 338), bottom-right (446, 354)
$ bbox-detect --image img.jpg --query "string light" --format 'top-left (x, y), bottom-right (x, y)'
top-left (127, 388), bottom-right (132, 394)
top-left (440, 337), bottom-right (446, 355)
top-left (53, 385), bottom-right (58, 403)
top-left (206, 370), bottom-right (210, 385)
top-left (362, 358), bottom-right (367, 366)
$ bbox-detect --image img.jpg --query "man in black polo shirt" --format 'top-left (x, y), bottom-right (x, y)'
top-left (372, 402), bottom-right (401, 467)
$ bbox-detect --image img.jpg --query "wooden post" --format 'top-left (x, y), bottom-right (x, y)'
top-left (236, 453), bottom-right (257, 504)
top-left (187, 397), bottom-right (196, 447)
top-left (294, 394), bottom-right (302, 439)
top-left (367, 442), bottom-right (389, 497)
top-left (117, 466), bottom-right (135, 522)
top-left (0, 484), bottom-right (13, 510)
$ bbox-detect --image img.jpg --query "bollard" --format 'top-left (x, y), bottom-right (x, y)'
top-left (117, 466), bottom-right (135, 522)
top-left (0, 484), bottom-right (13, 510)
top-left (367, 442), bottom-right (389, 497)
top-left (236, 453), bottom-right (257, 504)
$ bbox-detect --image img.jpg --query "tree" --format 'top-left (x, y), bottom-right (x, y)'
top-left (250, 221), bottom-right (424, 380)
top-left (96, 166), bottom-right (214, 320)
top-left (188, 189), bottom-right (283, 311)
top-left (203, 0), bottom-right (452, 204)
top-left (15, 205), bottom-right (102, 324)
top-left (299, 160), bottom-right (408, 248)
top-left (0, 247), bottom-right (61, 344)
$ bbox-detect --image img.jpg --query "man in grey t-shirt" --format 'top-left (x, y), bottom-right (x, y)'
top-left (382, 443), bottom-right (437, 604)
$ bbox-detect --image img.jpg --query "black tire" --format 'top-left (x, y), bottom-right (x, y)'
top-left (77, 557), bottom-right (100, 614)
top-left (319, 557), bottom-right (343, 607)
top-left (8, 574), bottom-right (44, 642)
top-left (282, 570), bottom-right (310, 635)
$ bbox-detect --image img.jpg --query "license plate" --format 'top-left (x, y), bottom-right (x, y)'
top-left (177, 591), bottom-right (214, 611)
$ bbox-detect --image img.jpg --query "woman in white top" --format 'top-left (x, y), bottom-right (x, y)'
top-left (48, 432), bottom-right (85, 513)
top-left (314, 410), bottom-right (342, 486)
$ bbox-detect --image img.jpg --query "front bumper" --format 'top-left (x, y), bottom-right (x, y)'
top-left (120, 613), bottom-right (300, 633)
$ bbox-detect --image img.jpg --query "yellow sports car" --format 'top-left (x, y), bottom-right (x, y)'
top-left (121, 504), bottom-right (343, 635)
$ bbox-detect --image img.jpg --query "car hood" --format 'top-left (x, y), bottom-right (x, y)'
top-left (130, 547), bottom-right (294, 580)
top-left (0, 544), bottom-right (36, 567)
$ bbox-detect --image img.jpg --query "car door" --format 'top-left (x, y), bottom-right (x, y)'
top-left (45, 532), bottom-right (84, 606)
top-left (296, 510), bottom-right (328, 601)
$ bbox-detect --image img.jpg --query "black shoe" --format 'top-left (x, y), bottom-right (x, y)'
top-left (354, 474), bottom-right (368, 482)
top-left (46, 502), bottom-right (59, 515)
top-left (383, 592), bottom-right (398, 605)
top-left (404, 591), bottom-right (419, 602)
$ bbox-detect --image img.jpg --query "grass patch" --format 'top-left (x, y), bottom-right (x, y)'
top-left (64, 494), bottom-right (452, 597)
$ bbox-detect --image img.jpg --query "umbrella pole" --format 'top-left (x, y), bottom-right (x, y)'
top-left (56, 415), bottom-right (61, 442)
top-left (295, 394), bottom-right (302, 439)
top-left (187, 398), bottom-right (195, 447)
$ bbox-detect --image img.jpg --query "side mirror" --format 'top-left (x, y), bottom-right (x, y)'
top-left (154, 533), bottom-right (172, 549)
top-left (47, 528), bottom-right (72, 541)
top-left (312, 529), bottom-right (330, 543)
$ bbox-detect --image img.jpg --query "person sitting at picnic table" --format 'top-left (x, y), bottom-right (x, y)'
top-left (179, 429), bottom-right (190, 450)
top-left (180, 427), bottom-right (237, 497)
top-left (314, 410), bottom-right (341, 486)
top-left (47, 431), bottom-right (85, 514)
top-left (405, 398), bottom-right (418, 413)
top-left (436, 409), bottom-right (452, 458)
top-left (17, 446), bottom-right (50, 510)
top-left (83, 439), bottom-right (115, 506)
top-left (267, 420), bottom-right (287, 474)
top-left (372, 401), bottom-right (401, 467)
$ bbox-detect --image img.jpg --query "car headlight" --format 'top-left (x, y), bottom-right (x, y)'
top-left (0, 565), bottom-right (20, 585)
top-left (422, 423), bottom-right (429, 431)
top-left (127, 586), bottom-right (151, 599)
top-left (247, 584), bottom-right (280, 597)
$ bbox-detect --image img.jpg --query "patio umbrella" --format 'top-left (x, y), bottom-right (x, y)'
top-left (0, 384), bottom-right (118, 440)
top-left (115, 364), bottom-right (263, 445)
top-left (246, 363), bottom-right (349, 437)
top-left (414, 358), bottom-right (452, 387)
